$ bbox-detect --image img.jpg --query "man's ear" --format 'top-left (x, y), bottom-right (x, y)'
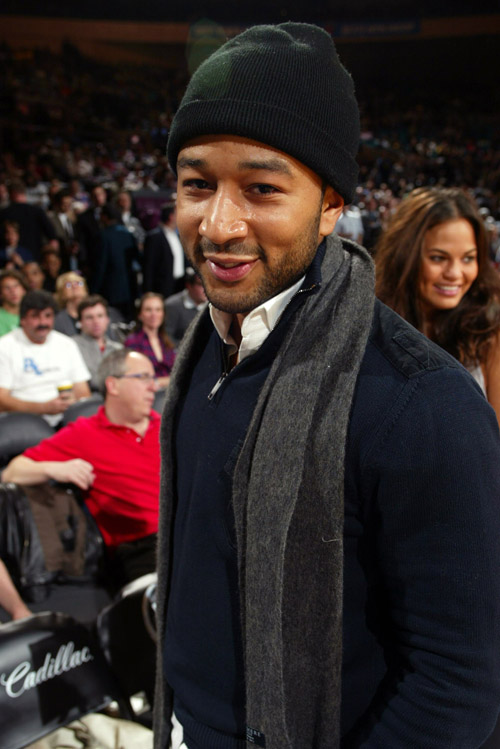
top-left (105, 375), bottom-right (119, 397)
top-left (318, 186), bottom-right (344, 239)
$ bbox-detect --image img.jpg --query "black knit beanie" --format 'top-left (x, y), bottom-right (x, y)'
top-left (167, 23), bottom-right (360, 202)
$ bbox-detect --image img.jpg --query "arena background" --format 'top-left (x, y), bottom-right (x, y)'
top-left (1, 1), bottom-right (499, 89)
top-left (0, 1), bottom-right (498, 226)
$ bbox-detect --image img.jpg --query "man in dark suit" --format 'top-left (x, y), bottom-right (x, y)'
top-left (91, 204), bottom-right (139, 321)
top-left (76, 184), bottom-right (107, 276)
top-left (48, 189), bottom-right (80, 271)
top-left (143, 204), bottom-right (185, 299)
top-left (164, 268), bottom-right (207, 346)
top-left (0, 182), bottom-right (58, 260)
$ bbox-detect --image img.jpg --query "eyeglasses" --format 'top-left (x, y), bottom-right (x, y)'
top-left (64, 280), bottom-right (85, 288)
top-left (114, 373), bottom-right (156, 383)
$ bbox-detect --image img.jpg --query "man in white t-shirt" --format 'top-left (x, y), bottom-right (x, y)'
top-left (0, 290), bottom-right (91, 425)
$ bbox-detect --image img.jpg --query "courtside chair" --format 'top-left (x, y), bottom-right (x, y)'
top-left (0, 611), bottom-right (132, 749)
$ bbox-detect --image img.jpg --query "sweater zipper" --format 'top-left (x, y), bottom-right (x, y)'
top-left (208, 339), bottom-right (232, 400)
top-left (208, 371), bottom-right (228, 400)
top-left (207, 282), bottom-right (319, 401)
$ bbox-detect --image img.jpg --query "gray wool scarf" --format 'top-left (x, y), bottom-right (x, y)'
top-left (154, 234), bottom-right (375, 749)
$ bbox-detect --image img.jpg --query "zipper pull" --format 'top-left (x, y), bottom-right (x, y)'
top-left (208, 373), bottom-right (227, 400)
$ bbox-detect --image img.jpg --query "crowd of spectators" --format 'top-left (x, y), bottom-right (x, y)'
top-left (1, 40), bottom-right (499, 267)
top-left (0, 39), bottom-right (498, 378)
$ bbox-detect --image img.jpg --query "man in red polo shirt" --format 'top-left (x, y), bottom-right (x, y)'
top-left (2, 348), bottom-right (161, 583)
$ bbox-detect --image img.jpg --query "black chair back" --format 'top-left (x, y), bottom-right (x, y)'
top-left (61, 394), bottom-right (104, 426)
top-left (96, 573), bottom-right (157, 704)
top-left (0, 413), bottom-right (54, 466)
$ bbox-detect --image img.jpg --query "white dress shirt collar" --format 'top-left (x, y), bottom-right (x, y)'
top-left (210, 275), bottom-right (304, 363)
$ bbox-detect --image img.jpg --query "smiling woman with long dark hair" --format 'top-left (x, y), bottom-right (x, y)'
top-left (375, 187), bottom-right (500, 423)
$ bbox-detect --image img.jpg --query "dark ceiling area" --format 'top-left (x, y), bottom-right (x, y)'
top-left (3, 0), bottom-right (500, 24)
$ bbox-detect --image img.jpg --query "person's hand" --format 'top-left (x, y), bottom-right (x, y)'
top-left (58, 390), bottom-right (76, 406)
top-left (43, 396), bottom-right (72, 414)
top-left (49, 459), bottom-right (96, 490)
top-left (155, 376), bottom-right (170, 389)
top-left (11, 602), bottom-right (32, 621)
top-left (11, 252), bottom-right (24, 268)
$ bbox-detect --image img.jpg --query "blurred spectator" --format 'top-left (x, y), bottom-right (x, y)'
top-left (334, 204), bottom-right (365, 244)
top-left (76, 184), bottom-right (108, 275)
top-left (0, 221), bottom-right (34, 270)
top-left (115, 190), bottom-right (146, 249)
top-left (125, 292), bottom-right (176, 389)
top-left (360, 195), bottom-right (384, 253)
top-left (53, 271), bottom-right (88, 336)
top-left (2, 349), bottom-right (161, 584)
top-left (22, 261), bottom-right (45, 291)
top-left (143, 204), bottom-right (185, 299)
top-left (46, 178), bottom-right (65, 212)
top-left (0, 269), bottom-right (27, 337)
top-left (68, 179), bottom-right (90, 214)
top-left (91, 203), bottom-right (139, 321)
top-left (48, 189), bottom-right (81, 271)
top-left (40, 248), bottom-right (62, 293)
top-left (0, 290), bottom-right (91, 426)
top-left (0, 184), bottom-right (9, 211)
top-left (25, 172), bottom-right (50, 209)
top-left (165, 268), bottom-right (207, 346)
top-left (74, 295), bottom-right (123, 391)
top-left (0, 182), bottom-right (58, 259)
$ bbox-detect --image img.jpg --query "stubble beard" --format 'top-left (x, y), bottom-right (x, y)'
top-left (188, 211), bottom-right (323, 315)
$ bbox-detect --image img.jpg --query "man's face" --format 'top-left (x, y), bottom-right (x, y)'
top-left (80, 303), bottom-right (109, 340)
top-left (176, 135), bottom-right (343, 315)
top-left (1, 278), bottom-right (25, 307)
top-left (117, 192), bottom-right (131, 212)
top-left (23, 263), bottom-right (44, 290)
top-left (21, 307), bottom-right (54, 344)
top-left (110, 352), bottom-right (156, 421)
top-left (42, 253), bottom-right (62, 277)
top-left (4, 225), bottom-right (19, 246)
top-left (92, 187), bottom-right (107, 207)
top-left (60, 196), bottom-right (73, 214)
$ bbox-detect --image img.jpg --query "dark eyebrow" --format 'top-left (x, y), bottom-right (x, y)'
top-left (177, 157), bottom-right (206, 170)
top-left (427, 247), bottom-right (477, 254)
top-left (237, 159), bottom-right (293, 176)
top-left (177, 155), bottom-right (294, 177)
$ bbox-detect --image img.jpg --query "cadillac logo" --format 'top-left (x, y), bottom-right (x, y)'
top-left (0, 641), bottom-right (94, 698)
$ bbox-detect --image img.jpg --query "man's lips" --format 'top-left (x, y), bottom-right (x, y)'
top-left (205, 256), bottom-right (258, 282)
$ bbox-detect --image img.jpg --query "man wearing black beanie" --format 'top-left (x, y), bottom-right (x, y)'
top-left (154, 23), bottom-right (500, 749)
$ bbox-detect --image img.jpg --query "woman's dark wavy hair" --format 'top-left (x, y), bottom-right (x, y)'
top-left (135, 292), bottom-right (175, 351)
top-left (375, 187), bottom-right (500, 367)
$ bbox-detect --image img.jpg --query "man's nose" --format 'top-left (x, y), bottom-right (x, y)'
top-left (199, 190), bottom-right (248, 245)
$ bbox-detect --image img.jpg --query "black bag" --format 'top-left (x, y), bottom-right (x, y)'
top-left (0, 482), bottom-right (104, 603)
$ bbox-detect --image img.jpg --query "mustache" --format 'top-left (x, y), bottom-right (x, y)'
top-left (35, 326), bottom-right (50, 332)
top-left (199, 238), bottom-right (265, 260)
